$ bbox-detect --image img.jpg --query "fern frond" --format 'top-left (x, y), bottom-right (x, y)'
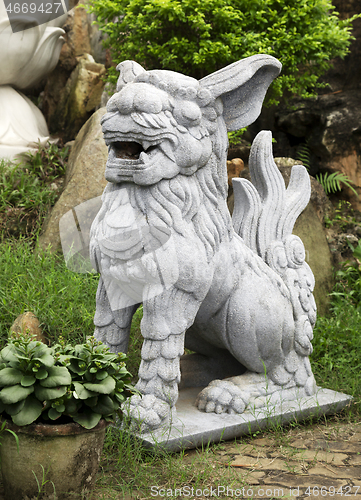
top-left (295, 143), bottom-right (311, 171)
top-left (316, 172), bottom-right (358, 196)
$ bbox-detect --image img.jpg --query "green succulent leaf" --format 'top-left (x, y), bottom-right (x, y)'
top-left (92, 395), bottom-right (116, 415)
top-left (0, 384), bottom-right (34, 404)
top-left (95, 370), bottom-right (108, 381)
top-left (73, 410), bottom-right (102, 429)
top-left (115, 393), bottom-right (126, 404)
top-left (32, 343), bottom-right (49, 356)
top-left (34, 385), bottom-right (68, 401)
top-left (4, 399), bottom-right (26, 416)
top-left (11, 396), bottom-right (43, 426)
top-left (68, 359), bottom-right (86, 375)
top-left (0, 345), bottom-right (18, 364)
top-left (51, 403), bottom-right (65, 412)
top-left (21, 375), bottom-right (36, 387)
top-left (84, 376), bottom-right (116, 395)
top-left (73, 382), bottom-right (97, 400)
top-left (0, 367), bottom-right (22, 386)
top-left (84, 396), bottom-right (98, 407)
top-left (34, 353), bottom-right (54, 368)
top-left (65, 398), bottom-right (79, 414)
top-left (48, 407), bottom-right (63, 420)
top-left (39, 366), bottom-right (71, 388)
top-left (35, 368), bottom-right (48, 380)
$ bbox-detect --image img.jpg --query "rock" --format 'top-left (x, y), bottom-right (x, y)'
top-left (275, 91), bottom-right (361, 209)
top-left (10, 312), bottom-right (47, 344)
top-left (227, 158), bottom-right (244, 186)
top-left (274, 158), bottom-right (334, 226)
top-left (42, 4), bottom-right (107, 141)
top-left (46, 55), bottom-right (106, 142)
top-left (228, 158), bottom-right (334, 316)
top-left (38, 107), bottom-right (108, 253)
top-left (228, 140), bottom-right (251, 164)
top-left (293, 203), bottom-right (333, 317)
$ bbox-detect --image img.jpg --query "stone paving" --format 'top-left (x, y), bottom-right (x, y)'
top-left (209, 420), bottom-right (361, 499)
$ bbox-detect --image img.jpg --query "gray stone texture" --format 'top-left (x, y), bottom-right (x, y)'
top-left (89, 57), bottom-right (323, 434)
top-left (38, 107), bottom-right (107, 252)
top-left (228, 160), bottom-right (334, 316)
top-left (136, 387), bottom-right (352, 451)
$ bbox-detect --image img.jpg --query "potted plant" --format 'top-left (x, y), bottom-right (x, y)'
top-left (0, 334), bottom-right (135, 499)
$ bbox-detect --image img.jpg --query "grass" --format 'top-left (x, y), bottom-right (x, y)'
top-left (311, 262), bottom-right (361, 406)
top-left (0, 239), bottom-right (98, 347)
top-left (1, 144), bottom-right (361, 498)
top-left (0, 143), bottom-right (68, 241)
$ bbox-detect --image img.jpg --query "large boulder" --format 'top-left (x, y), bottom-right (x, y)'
top-left (38, 107), bottom-right (108, 253)
top-left (45, 55), bottom-right (106, 143)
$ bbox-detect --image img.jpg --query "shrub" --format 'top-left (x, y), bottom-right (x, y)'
top-left (0, 143), bottom-right (69, 241)
top-left (87, 0), bottom-right (359, 104)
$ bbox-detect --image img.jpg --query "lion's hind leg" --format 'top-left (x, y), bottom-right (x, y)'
top-left (195, 355), bottom-right (316, 415)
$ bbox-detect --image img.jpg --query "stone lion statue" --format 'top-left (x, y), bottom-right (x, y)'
top-left (89, 56), bottom-right (316, 431)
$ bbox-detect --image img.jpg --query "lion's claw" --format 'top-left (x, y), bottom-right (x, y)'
top-left (196, 380), bottom-right (247, 414)
top-left (126, 394), bottom-right (172, 432)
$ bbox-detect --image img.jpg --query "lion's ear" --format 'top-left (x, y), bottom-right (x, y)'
top-left (199, 55), bottom-right (282, 131)
top-left (116, 61), bottom-right (146, 91)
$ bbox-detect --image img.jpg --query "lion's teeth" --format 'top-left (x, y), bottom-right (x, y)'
top-left (140, 151), bottom-right (148, 162)
top-left (159, 140), bottom-right (176, 162)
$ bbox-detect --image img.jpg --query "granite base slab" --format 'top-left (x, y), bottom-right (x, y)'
top-left (136, 387), bottom-right (352, 452)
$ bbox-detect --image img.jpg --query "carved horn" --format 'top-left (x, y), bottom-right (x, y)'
top-left (116, 60), bottom-right (146, 92)
top-left (199, 55), bottom-right (282, 131)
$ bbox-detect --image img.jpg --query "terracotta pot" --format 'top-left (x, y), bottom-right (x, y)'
top-left (0, 419), bottom-right (108, 500)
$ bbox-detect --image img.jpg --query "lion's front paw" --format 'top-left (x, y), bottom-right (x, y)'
top-left (195, 380), bottom-right (248, 414)
top-left (126, 394), bottom-right (172, 432)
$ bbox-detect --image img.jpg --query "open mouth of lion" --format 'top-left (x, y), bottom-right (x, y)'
top-left (105, 132), bottom-right (177, 170)
top-left (106, 140), bottom-right (162, 168)
top-left (112, 141), bottom-right (159, 161)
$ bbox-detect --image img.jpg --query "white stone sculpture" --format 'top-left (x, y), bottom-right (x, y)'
top-left (90, 57), bottom-right (317, 431)
top-left (0, 2), bottom-right (67, 159)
